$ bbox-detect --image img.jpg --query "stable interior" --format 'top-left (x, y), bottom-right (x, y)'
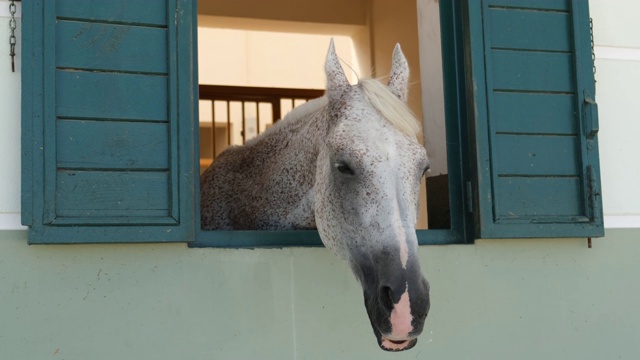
top-left (197, 0), bottom-right (449, 230)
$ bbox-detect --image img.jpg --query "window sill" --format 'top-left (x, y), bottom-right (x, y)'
top-left (191, 228), bottom-right (465, 248)
top-left (191, 230), bottom-right (323, 248)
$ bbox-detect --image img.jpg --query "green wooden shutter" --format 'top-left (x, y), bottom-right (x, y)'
top-left (21, 0), bottom-right (198, 243)
top-left (464, 0), bottom-right (603, 238)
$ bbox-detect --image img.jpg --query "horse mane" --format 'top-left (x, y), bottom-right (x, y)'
top-left (280, 96), bottom-right (329, 125)
top-left (358, 78), bottom-right (421, 139)
top-left (255, 78), bottom-right (420, 141)
top-left (241, 96), bottom-right (328, 147)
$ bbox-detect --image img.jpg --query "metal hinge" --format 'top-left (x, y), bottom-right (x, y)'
top-left (465, 181), bottom-right (473, 213)
top-left (583, 91), bottom-right (599, 150)
top-left (587, 165), bottom-right (601, 223)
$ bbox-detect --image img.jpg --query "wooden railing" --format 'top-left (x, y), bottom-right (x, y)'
top-left (198, 85), bottom-right (325, 173)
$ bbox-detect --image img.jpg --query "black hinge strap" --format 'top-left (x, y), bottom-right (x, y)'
top-left (465, 181), bottom-right (473, 213)
top-left (583, 91), bottom-right (599, 141)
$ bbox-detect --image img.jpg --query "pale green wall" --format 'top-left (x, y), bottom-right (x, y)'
top-left (1, 230), bottom-right (639, 359)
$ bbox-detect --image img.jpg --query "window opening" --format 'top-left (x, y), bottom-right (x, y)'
top-left (196, 0), bottom-right (453, 240)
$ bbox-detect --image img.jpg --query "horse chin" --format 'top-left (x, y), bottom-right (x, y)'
top-left (378, 336), bottom-right (418, 352)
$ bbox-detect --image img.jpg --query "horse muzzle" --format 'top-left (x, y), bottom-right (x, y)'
top-left (363, 274), bottom-right (430, 352)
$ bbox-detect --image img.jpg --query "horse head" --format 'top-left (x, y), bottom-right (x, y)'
top-left (314, 41), bottom-right (431, 351)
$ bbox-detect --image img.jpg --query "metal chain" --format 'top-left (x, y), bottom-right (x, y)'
top-left (9, 0), bottom-right (17, 72)
top-left (589, 17), bottom-right (596, 94)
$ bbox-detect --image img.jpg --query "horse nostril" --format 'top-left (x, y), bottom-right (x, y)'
top-left (380, 286), bottom-right (394, 312)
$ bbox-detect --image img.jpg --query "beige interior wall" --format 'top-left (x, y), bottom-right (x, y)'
top-left (198, 0), bottom-right (368, 26)
top-left (350, 24), bottom-right (373, 78)
top-left (197, 20), bottom-right (360, 88)
top-left (369, 0), bottom-right (423, 122)
top-left (417, 0), bottom-right (448, 177)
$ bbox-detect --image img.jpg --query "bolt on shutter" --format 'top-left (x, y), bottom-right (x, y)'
top-left (464, 0), bottom-right (603, 238)
top-left (21, 0), bottom-right (198, 243)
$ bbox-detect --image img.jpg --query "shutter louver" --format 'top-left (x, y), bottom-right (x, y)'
top-left (22, 0), bottom-right (197, 243)
top-left (464, 0), bottom-right (603, 238)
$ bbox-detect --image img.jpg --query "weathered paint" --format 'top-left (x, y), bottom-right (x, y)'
top-left (464, 0), bottom-right (603, 238)
top-left (21, 0), bottom-right (198, 243)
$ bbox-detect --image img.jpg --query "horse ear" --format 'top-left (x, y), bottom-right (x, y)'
top-left (325, 39), bottom-right (350, 99)
top-left (387, 43), bottom-right (410, 102)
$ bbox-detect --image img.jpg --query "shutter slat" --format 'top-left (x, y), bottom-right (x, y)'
top-left (56, 21), bottom-right (168, 74)
top-left (488, 0), bottom-right (569, 12)
top-left (493, 92), bottom-right (576, 135)
top-left (495, 177), bottom-right (583, 219)
top-left (56, 120), bottom-right (169, 170)
top-left (490, 9), bottom-right (570, 52)
top-left (56, 171), bottom-right (170, 218)
top-left (495, 135), bottom-right (579, 176)
top-left (56, 0), bottom-right (168, 26)
top-left (491, 50), bottom-right (574, 92)
top-left (56, 71), bottom-right (168, 121)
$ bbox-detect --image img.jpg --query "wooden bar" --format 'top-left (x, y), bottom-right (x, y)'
top-left (226, 101), bottom-right (231, 147)
top-left (272, 98), bottom-right (281, 123)
top-left (211, 101), bottom-right (216, 160)
top-left (199, 84), bottom-right (324, 102)
top-left (256, 102), bottom-right (261, 135)
top-left (241, 101), bottom-right (246, 144)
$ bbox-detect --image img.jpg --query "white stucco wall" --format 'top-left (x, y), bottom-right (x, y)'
top-left (590, 0), bottom-right (640, 220)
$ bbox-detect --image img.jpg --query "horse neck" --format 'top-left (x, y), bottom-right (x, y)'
top-left (249, 98), bottom-right (329, 167)
top-left (241, 99), bottom-right (329, 228)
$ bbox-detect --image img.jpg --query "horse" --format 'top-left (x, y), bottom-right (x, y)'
top-left (200, 40), bottom-right (430, 352)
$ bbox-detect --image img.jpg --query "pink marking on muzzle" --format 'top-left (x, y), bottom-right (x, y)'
top-left (388, 284), bottom-right (413, 339)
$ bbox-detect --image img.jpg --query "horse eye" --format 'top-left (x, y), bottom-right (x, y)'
top-left (334, 162), bottom-right (355, 176)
